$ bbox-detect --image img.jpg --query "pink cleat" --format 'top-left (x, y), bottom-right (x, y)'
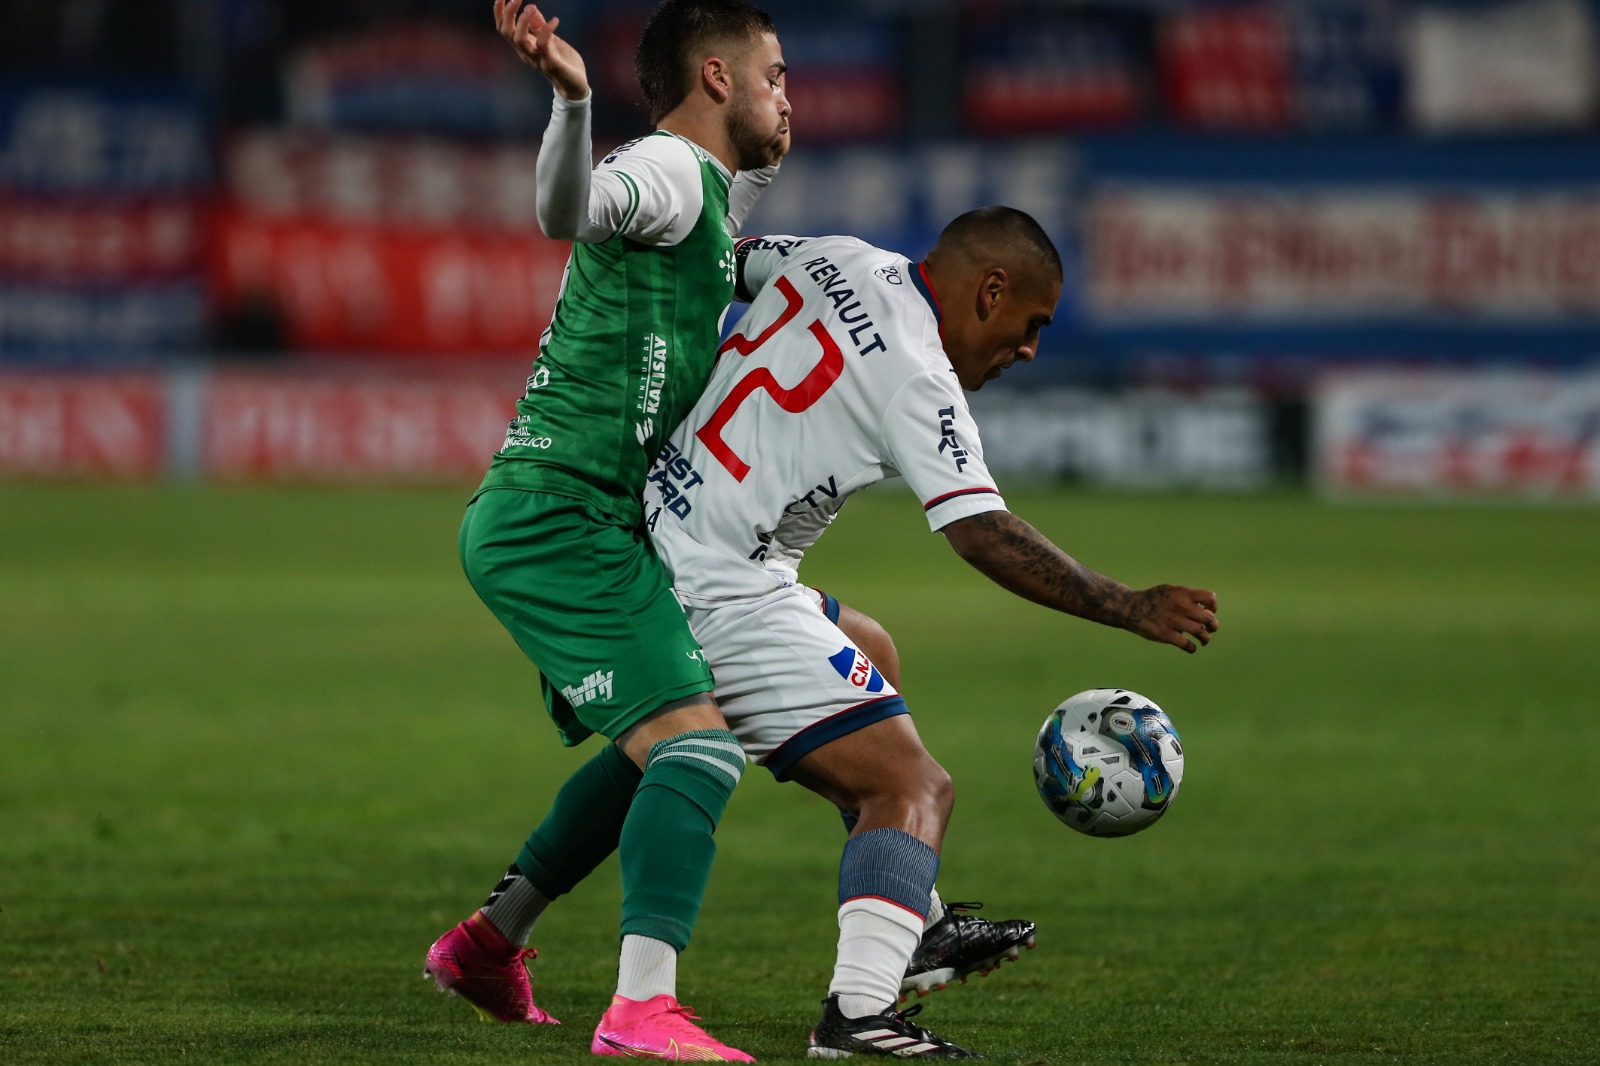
top-left (591, 993), bottom-right (754, 1061)
top-left (423, 911), bottom-right (559, 1024)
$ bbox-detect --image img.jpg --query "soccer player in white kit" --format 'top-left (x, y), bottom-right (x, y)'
top-left (643, 207), bottom-right (1221, 1058)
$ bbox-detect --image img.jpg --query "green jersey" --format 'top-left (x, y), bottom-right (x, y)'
top-left (477, 130), bottom-right (737, 528)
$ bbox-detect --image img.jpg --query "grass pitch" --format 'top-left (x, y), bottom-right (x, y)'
top-left (2, 483), bottom-right (1597, 1065)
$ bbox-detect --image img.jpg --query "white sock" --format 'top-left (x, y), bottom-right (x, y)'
top-left (616, 934), bottom-right (677, 1002)
top-left (924, 887), bottom-right (946, 930)
top-left (830, 897), bottom-right (923, 1019)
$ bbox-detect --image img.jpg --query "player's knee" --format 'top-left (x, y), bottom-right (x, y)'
top-left (875, 751), bottom-right (952, 820)
top-left (919, 758), bottom-right (954, 819)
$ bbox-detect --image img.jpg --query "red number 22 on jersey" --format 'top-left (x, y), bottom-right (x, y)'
top-left (694, 275), bottom-right (843, 481)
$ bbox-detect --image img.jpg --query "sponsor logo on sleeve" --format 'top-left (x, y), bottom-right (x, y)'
top-left (936, 406), bottom-right (970, 471)
top-left (738, 237), bottom-right (807, 256)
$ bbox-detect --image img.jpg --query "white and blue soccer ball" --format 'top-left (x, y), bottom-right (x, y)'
top-left (1033, 688), bottom-right (1184, 838)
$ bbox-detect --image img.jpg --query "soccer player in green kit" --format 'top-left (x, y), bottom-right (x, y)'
top-left (423, 2), bottom-right (789, 1059)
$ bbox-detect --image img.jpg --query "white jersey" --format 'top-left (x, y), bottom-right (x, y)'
top-left (644, 234), bottom-right (1007, 605)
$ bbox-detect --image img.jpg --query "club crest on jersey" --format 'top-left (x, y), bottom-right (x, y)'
top-left (828, 647), bottom-right (886, 693)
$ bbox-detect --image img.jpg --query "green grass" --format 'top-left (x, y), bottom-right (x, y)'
top-left (2, 483), bottom-right (1598, 1064)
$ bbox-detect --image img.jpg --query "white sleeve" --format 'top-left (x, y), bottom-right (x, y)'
top-left (596, 135), bottom-right (708, 246)
top-left (535, 100), bottom-right (705, 246)
top-left (534, 93), bottom-right (616, 243)
top-left (880, 368), bottom-right (1008, 532)
top-left (732, 234), bottom-right (813, 302)
top-left (727, 164), bottom-right (780, 234)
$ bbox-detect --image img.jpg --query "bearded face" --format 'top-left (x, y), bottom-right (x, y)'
top-left (726, 83), bottom-right (786, 171)
top-left (722, 35), bottom-right (789, 172)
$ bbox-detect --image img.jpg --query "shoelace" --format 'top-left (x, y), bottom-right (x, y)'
top-left (659, 1000), bottom-right (705, 1027)
top-left (891, 1003), bottom-right (940, 1042)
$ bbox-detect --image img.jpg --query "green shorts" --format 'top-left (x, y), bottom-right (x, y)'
top-left (460, 488), bottom-right (714, 746)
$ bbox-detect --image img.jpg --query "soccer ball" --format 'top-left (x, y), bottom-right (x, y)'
top-left (1032, 688), bottom-right (1184, 838)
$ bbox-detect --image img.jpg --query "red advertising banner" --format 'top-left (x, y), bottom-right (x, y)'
top-left (211, 208), bottom-right (568, 356)
top-left (1086, 186), bottom-right (1600, 321)
top-left (0, 373), bottom-right (164, 477)
top-left (1159, 7), bottom-right (1295, 130)
top-left (200, 372), bottom-right (513, 481)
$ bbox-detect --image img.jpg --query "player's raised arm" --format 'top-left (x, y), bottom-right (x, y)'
top-left (504, 3), bottom-right (695, 246)
top-left (516, 0), bottom-right (786, 246)
top-left (520, 52), bottom-right (699, 243)
top-left (940, 510), bottom-right (1219, 653)
top-left (497, 0), bottom-right (587, 99)
top-left (497, 0), bottom-right (618, 243)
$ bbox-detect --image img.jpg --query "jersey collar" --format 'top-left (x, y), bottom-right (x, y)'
top-left (911, 260), bottom-right (944, 337)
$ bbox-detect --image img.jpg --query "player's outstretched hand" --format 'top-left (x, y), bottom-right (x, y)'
top-left (1127, 584), bottom-right (1219, 653)
top-left (495, 0), bottom-right (589, 102)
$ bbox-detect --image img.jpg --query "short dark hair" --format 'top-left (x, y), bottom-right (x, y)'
top-left (934, 206), bottom-right (1063, 278)
top-left (635, 0), bottom-right (778, 123)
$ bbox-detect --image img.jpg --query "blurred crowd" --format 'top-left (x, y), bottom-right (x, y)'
top-left (5, 0), bottom-right (1597, 140)
top-left (1, 0), bottom-right (1597, 369)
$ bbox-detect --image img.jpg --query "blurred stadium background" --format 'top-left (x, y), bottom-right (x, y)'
top-left (2, 0), bottom-right (1598, 496)
top-left (6, 4), bottom-right (1600, 1062)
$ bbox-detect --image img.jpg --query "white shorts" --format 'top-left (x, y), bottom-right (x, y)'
top-left (683, 584), bottom-right (908, 780)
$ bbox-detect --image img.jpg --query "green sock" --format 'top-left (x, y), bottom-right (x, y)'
top-left (617, 729), bottom-right (745, 951)
top-left (516, 741), bottom-right (641, 898)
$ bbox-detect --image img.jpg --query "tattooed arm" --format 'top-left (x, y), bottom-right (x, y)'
top-left (941, 510), bottom-right (1219, 654)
